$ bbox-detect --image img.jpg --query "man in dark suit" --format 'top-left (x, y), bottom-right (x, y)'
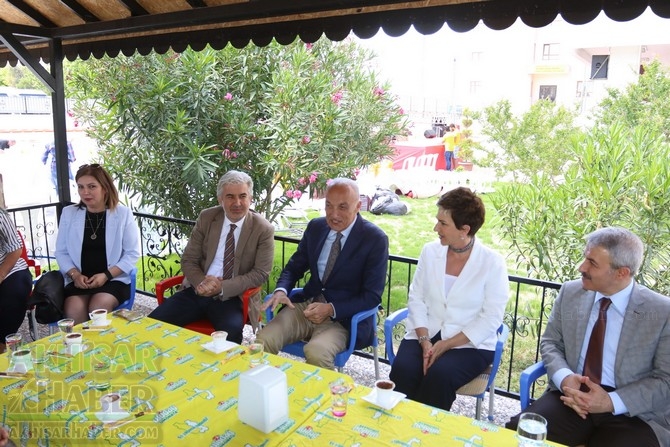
top-left (258, 178), bottom-right (388, 368)
top-left (507, 227), bottom-right (670, 447)
top-left (149, 170), bottom-right (274, 343)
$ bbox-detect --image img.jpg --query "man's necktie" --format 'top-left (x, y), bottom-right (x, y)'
top-left (582, 297), bottom-right (612, 386)
top-left (314, 232), bottom-right (342, 303)
top-left (322, 232), bottom-right (342, 283)
top-left (222, 224), bottom-right (236, 280)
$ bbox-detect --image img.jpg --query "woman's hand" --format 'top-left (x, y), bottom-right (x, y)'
top-left (425, 340), bottom-right (451, 370)
top-left (71, 272), bottom-right (89, 289)
top-left (421, 339), bottom-right (433, 375)
top-left (84, 273), bottom-right (107, 289)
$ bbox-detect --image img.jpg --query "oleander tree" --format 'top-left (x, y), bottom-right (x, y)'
top-left (594, 60), bottom-right (670, 141)
top-left (65, 40), bottom-right (409, 222)
top-left (472, 99), bottom-right (582, 181)
top-left (491, 123), bottom-right (670, 295)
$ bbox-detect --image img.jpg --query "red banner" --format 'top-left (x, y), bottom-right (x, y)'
top-left (391, 141), bottom-right (446, 171)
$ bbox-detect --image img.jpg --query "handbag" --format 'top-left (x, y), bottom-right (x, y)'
top-left (27, 270), bottom-right (66, 324)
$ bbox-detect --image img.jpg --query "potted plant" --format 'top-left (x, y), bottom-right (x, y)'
top-left (454, 110), bottom-right (475, 171)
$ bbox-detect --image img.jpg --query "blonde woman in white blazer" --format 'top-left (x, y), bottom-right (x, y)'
top-left (389, 187), bottom-right (509, 411)
top-left (56, 164), bottom-right (140, 324)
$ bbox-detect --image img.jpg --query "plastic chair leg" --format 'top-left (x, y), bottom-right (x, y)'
top-left (488, 387), bottom-right (495, 421)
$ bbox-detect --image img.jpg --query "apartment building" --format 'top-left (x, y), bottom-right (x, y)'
top-left (358, 8), bottom-right (670, 127)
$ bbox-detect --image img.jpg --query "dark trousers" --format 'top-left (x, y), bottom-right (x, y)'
top-left (389, 334), bottom-right (493, 411)
top-left (506, 390), bottom-right (660, 447)
top-left (148, 287), bottom-right (244, 343)
top-left (0, 269), bottom-right (32, 340)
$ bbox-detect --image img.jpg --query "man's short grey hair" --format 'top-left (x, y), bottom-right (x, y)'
top-left (326, 178), bottom-right (359, 196)
top-left (585, 227), bottom-right (644, 276)
top-left (217, 170), bottom-right (253, 198)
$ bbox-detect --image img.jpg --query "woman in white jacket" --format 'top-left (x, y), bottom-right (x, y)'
top-left (56, 164), bottom-right (140, 324)
top-left (389, 187), bottom-right (509, 411)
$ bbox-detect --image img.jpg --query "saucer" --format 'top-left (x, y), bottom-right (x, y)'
top-left (6, 364), bottom-right (32, 373)
top-left (361, 388), bottom-right (406, 410)
top-left (201, 340), bottom-right (238, 354)
top-left (91, 319), bottom-right (111, 327)
top-left (62, 343), bottom-right (90, 355)
top-left (95, 410), bottom-right (130, 423)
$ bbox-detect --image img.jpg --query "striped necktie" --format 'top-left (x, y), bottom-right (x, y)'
top-left (222, 224), bottom-right (236, 280)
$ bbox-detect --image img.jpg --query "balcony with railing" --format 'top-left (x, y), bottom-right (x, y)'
top-left (9, 202), bottom-right (560, 401)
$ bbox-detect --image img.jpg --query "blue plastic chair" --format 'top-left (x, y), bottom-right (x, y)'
top-left (114, 267), bottom-right (138, 311)
top-left (384, 307), bottom-right (509, 420)
top-left (44, 267), bottom-right (138, 334)
top-left (520, 361), bottom-right (547, 411)
top-left (264, 288), bottom-right (380, 379)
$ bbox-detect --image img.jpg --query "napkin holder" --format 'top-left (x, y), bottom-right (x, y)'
top-left (238, 364), bottom-right (288, 433)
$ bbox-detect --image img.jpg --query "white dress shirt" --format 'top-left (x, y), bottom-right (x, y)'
top-left (206, 216), bottom-right (245, 277)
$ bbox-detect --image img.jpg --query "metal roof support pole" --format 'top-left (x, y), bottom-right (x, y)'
top-left (0, 33), bottom-right (55, 92)
top-left (49, 38), bottom-right (72, 206)
top-left (0, 31), bottom-right (71, 209)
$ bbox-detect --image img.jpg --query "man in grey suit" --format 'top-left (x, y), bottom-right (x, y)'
top-left (507, 227), bottom-right (670, 447)
top-left (149, 170), bottom-right (274, 343)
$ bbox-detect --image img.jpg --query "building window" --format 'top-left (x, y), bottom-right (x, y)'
top-left (542, 43), bottom-right (560, 61)
top-left (470, 81), bottom-right (482, 95)
top-left (576, 81), bottom-right (583, 97)
top-left (591, 55), bottom-right (609, 79)
top-left (539, 85), bottom-right (557, 102)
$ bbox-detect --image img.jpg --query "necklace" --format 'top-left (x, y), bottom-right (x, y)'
top-left (86, 211), bottom-right (105, 240)
top-left (449, 236), bottom-right (475, 254)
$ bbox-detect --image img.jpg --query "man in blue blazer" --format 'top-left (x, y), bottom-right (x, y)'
top-left (258, 178), bottom-right (388, 368)
top-left (508, 227), bottom-right (670, 447)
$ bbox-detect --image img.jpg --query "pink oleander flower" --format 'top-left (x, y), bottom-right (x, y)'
top-left (309, 173), bottom-right (317, 183)
top-left (293, 190), bottom-right (303, 199)
top-left (399, 108), bottom-right (405, 115)
top-left (331, 90), bottom-right (343, 105)
top-left (373, 87), bottom-right (385, 97)
top-left (298, 177), bottom-right (307, 186)
top-left (224, 93), bottom-right (233, 101)
top-left (305, 43), bottom-right (313, 50)
top-left (354, 168), bottom-right (360, 177)
top-left (302, 135), bottom-right (311, 144)
top-left (231, 151), bottom-right (238, 159)
top-left (286, 190), bottom-right (294, 198)
top-left (222, 148), bottom-right (230, 158)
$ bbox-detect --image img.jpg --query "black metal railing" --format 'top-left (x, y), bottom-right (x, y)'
top-left (9, 203), bottom-right (561, 398)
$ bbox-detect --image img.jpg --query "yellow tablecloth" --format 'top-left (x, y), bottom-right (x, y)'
top-left (1, 316), bottom-right (345, 446)
top-left (282, 384), bottom-right (548, 447)
top-left (1, 316), bottom-right (563, 446)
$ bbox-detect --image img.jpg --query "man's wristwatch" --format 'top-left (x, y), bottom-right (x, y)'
top-left (418, 335), bottom-right (430, 344)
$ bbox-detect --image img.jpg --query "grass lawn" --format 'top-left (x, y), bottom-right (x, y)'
top-left (362, 193), bottom-right (507, 259)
